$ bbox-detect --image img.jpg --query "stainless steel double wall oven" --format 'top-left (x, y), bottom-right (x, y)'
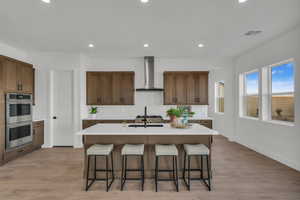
top-left (5, 93), bottom-right (33, 150)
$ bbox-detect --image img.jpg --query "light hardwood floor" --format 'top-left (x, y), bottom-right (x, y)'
top-left (0, 136), bottom-right (299, 200)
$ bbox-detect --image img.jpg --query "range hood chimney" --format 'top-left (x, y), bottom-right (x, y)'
top-left (136, 56), bottom-right (164, 91)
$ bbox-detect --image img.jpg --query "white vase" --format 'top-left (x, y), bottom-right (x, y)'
top-left (90, 114), bottom-right (97, 119)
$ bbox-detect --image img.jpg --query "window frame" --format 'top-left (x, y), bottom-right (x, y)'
top-left (265, 59), bottom-right (295, 125)
top-left (240, 69), bottom-right (261, 119)
top-left (215, 81), bottom-right (225, 114)
top-left (239, 58), bottom-right (296, 126)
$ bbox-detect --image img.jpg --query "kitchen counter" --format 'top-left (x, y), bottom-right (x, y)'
top-left (78, 123), bottom-right (218, 136)
top-left (80, 123), bottom-right (217, 179)
top-left (82, 116), bottom-right (213, 120)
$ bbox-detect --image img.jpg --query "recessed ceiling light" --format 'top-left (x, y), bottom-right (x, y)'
top-left (198, 43), bottom-right (204, 48)
top-left (42, 0), bottom-right (51, 3)
top-left (143, 43), bottom-right (149, 48)
top-left (88, 44), bottom-right (94, 48)
top-left (141, 0), bottom-right (149, 3)
top-left (239, 0), bottom-right (248, 3)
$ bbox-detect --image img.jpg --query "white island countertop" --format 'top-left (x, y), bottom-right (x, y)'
top-left (77, 123), bottom-right (219, 136)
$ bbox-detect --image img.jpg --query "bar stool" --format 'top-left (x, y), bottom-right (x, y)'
top-left (183, 144), bottom-right (211, 191)
top-left (121, 144), bottom-right (145, 191)
top-left (85, 144), bottom-right (115, 192)
top-left (155, 144), bottom-right (179, 192)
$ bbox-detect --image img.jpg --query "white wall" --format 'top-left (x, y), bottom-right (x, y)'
top-left (80, 57), bottom-right (224, 120)
top-left (210, 66), bottom-right (235, 140)
top-left (0, 40), bottom-right (235, 151)
top-left (0, 41), bottom-right (29, 62)
top-left (233, 26), bottom-right (300, 171)
top-left (76, 56), bottom-right (235, 147)
top-left (29, 52), bottom-right (81, 148)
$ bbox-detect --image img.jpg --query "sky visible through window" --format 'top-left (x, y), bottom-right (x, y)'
top-left (271, 62), bottom-right (294, 94)
top-left (246, 71), bottom-right (259, 95)
top-left (245, 62), bottom-right (294, 95)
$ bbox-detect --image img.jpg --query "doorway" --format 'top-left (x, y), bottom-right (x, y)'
top-left (51, 70), bottom-right (74, 147)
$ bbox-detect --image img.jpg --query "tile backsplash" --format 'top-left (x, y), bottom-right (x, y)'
top-left (83, 92), bottom-right (208, 119)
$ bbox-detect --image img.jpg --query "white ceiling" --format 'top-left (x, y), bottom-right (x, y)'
top-left (0, 0), bottom-right (300, 58)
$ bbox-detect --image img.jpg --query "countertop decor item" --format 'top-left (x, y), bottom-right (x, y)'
top-left (167, 107), bottom-right (195, 128)
top-left (89, 107), bottom-right (98, 119)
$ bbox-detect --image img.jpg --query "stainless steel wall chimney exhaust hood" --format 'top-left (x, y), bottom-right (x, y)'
top-left (136, 56), bottom-right (164, 92)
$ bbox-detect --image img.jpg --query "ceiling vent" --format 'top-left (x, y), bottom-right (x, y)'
top-left (244, 30), bottom-right (262, 36)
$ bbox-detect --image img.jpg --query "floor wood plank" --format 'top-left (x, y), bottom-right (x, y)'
top-left (0, 136), bottom-right (299, 200)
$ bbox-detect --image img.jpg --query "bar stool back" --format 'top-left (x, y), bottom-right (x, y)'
top-left (155, 144), bottom-right (179, 192)
top-left (183, 144), bottom-right (211, 191)
top-left (121, 144), bottom-right (145, 191)
top-left (85, 144), bottom-right (115, 192)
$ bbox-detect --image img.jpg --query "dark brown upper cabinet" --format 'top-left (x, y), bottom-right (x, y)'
top-left (86, 71), bottom-right (135, 105)
top-left (0, 55), bottom-right (34, 94)
top-left (164, 71), bottom-right (209, 105)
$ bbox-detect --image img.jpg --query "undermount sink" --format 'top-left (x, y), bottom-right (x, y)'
top-left (128, 124), bottom-right (164, 128)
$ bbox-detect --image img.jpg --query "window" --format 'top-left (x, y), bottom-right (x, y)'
top-left (240, 59), bottom-right (295, 125)
top-left (244, 71), bottom-right (260, 118)
top-left (215, 81), bottom-right (225, 113)
top-left (270, 62), bottom-right (295, 122)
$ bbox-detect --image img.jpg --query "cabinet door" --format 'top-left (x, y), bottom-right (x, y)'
top-left (187, 73), bottom-right (196, 105)
top-left (198, 72), bottom-right (209, 105)
top-left (33, 123), bottom-right (44, 148)
top-left (18, 64), bottom-right (34, 93)
top-left (120, 72), bottom-right (134, 105)
top-left (86, 72), bottom-right (100, 105)
top-left (174, 73), bottom-right (187, 105)
top-left (164, 73), bottom-right (176, 105)
top-left (2, 59), bottom-right (18, 91)
top-left (111, 72), bottom-right (121, 105)
top-left (187, 73), bottom-right (204, 105)
top-left (99, 72), bottom-right (113, 105)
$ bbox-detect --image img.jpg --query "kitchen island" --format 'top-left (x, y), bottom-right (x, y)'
top-left (78, 123), bottom-right (218, 178)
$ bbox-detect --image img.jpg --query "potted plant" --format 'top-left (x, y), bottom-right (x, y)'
top-left (166, 108), bottom-right (181, 123)
top-left (89, 107), bottom-right (98, 119)
top-left (167, 108), bottom-right (196, 127)
top-left (276, 108), bottom-right (283, 118)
